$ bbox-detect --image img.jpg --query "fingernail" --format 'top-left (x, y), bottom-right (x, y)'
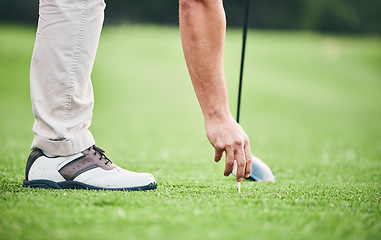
top-left (238, 177), bottom-right (243, 182)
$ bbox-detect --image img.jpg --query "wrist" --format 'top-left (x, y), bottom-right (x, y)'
top-left (203, 107), bottom-right (232, 123)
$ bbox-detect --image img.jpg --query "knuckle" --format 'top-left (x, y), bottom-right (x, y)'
top-left (215, 142), bottom-right (224, 150)
top-left (234, 139), bottom-right (243, 146)
top-left (237, 158), bottom-right (245, 166)
top-left (226, 159), bottom-right (234, 166)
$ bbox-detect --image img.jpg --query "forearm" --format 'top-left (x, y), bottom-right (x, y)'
top-left (179, 0), bottom-right (231, 121)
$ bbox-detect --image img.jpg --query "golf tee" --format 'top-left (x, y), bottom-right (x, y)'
top-left (238, 181), bottom-right (241, 193)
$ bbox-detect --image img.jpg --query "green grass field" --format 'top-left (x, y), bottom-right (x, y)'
top-left (0, 24), bottom-right (380, 240)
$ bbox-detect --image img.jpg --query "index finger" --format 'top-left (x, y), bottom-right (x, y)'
top-left (224, 148), bottom-right (234, 177)
top-left (214, 148), bottom-right (224, 162)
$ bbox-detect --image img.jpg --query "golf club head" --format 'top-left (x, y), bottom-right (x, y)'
top-left (232, 155), bottom-right (276, 182)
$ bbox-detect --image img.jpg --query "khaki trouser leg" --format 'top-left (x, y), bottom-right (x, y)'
top-left (30, 0), bottom-right (106, 156)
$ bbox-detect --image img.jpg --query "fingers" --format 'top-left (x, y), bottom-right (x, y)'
top-left (235, 147), bottom-right (245, 182)
top-left (214, 148), bottom-right (224, 162)
top-left (244, 141), bottom-right (252, 178)
top-left (206, 117), bottom-right (253, 182)
top-left (223, 137), bottom-right (252, 181)
top-left (244, 156), bottom-right (252, 179)
top-left (223, 147), bottom-right (234, 177)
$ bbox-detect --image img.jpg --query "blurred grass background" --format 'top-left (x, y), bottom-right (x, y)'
top-left (2, 0), bottom-right (381, 34)
top-left (2, 1), bottom-right (381, 239)
top-left (0, 23), bottom-right (380, 239)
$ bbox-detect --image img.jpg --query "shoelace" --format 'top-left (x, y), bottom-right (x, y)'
top-left (87, 145), bottom-right (113, 165)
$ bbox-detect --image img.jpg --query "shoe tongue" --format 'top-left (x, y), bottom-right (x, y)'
top-left (91, 146), bottom-right (113, 165)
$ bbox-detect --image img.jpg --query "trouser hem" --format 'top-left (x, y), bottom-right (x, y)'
top-left (31, 130), bottom-right (95, 156)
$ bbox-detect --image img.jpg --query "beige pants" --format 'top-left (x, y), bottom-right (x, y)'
top-left (30, 0), bottom-right (106, 156)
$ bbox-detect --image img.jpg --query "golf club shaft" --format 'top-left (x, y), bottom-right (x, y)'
top-left (236, 0), bottom-right (251, 124)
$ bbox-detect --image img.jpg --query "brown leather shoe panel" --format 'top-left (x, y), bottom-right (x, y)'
top-left (59, 153), bottom-right (116, 181)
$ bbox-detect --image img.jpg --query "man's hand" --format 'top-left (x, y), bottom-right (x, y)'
top-left (205, 115), bottom-right (253, 182)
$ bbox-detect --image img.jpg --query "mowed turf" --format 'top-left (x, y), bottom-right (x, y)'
top-left (0, 24), bottom-right (380, 240)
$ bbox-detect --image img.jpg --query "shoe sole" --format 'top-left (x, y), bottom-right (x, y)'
top-left (23, 179), bottom-right (157, 191)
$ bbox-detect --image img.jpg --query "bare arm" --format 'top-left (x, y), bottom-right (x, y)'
top-left (179, 0), bottom-right (252, 182)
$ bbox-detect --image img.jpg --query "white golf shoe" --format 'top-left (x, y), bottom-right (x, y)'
top-left (23, 145), bottom-right (157, 191)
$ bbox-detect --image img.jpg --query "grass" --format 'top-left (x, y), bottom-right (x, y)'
top-left (0, 24), bottom-right (380, 240)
